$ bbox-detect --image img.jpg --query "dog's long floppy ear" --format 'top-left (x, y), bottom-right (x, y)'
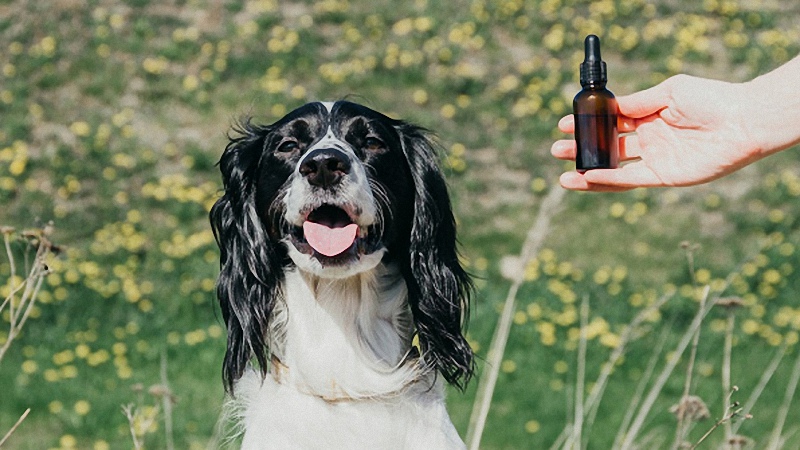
top-left (210, 118), bottom-right (285, 394)
top-left (397, 123), bottom-right (475, 391)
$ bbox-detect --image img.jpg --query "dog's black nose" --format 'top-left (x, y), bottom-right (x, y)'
top-left (299, 148), bottom-right (351, 188)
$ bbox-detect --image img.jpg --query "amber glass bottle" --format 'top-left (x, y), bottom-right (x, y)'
top-left (573, 35), bottom-right (618, 173)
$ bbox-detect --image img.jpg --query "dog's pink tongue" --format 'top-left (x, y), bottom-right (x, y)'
top-left (303, 222), bottom-right (358, 257)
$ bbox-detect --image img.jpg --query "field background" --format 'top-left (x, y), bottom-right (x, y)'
top-left (2, 0), bottom-right (800, 449)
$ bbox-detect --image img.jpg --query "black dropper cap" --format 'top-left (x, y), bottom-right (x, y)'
top-left (579, 34), bottom-right (607, 86)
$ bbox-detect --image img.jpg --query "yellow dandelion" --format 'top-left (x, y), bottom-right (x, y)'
top-left (440, 104), bottom-right (456, 119)
top-left (70, 121), bottom-right (92, 137)
top-left (763, 269), bottom-right (782, 285)
top-left (531, 177), bottom-right (547, 193)
top-left (525, 419), bottom-right (541, 434)
top-left (60, 434), bottom-right (77, 448)
top-left (49, 401), bottom-right (64, 414)
top-left (392, 18), bottom-right (414, 36)
top-left (501, 360), bottom-right (517, 373)
top-left (74, 400), bottom-right (91, 416)
top-left (208, 324), bottom-right (224, 338)
top-left (609, 202), bottom-right (625, 218)
top-left (21, 360), bottom-right (38, 374)
top-left (412, 89), bottom-right (429, 105)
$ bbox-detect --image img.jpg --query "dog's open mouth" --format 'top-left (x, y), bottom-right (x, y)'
top-left (290, 204), bottom-right (378, 261)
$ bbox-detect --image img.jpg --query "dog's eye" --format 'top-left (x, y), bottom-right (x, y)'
top-left (277, 140), bottom-right (299, 153)
top-left (364, 137), bottom-right (384, 152)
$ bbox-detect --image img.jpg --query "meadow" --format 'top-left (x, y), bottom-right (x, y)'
top-left (1, 0), bottom-right (799, 448)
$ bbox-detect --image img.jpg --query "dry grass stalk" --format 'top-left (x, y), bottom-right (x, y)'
top-left (0, 224), bottom-right (56, 363)
top-left (0, 408), bottom-right (30, 448)
top-left (465, 187), bottom-right (565, 450)
top-left (122, 403), bottom-right (153, 450)
top-left (160, 352), bottom-right (176, 450)
top-left (766, 347), bottom-right (800, 449)
top-left (564, 295), bottom-right (590, 450)
top-left (582, 293), bottom-right (673, 450)
top-left (619, 285), bottom-right (713, 450)
top-left (670, 290), bottom-right (709, 449)
top-left (0, 225), bottom-right (57, 446)
top-left (689, 387), bottom-right (747, 450)
top-left (671, 242), bottom-right (708, 449)
top-left (612, 327), bottom-right (671, 450)
top-left (731, 344), bottom-right (786, 436)
top-left (123, 370), bottom-right (178, 450)
top-left (718, 297), bottom-right (743, 443)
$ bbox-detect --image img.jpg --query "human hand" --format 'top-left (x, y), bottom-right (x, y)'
top-left (551, 74), bottom-right (763, 192)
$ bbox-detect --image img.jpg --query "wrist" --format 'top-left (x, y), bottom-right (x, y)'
top-left (740, 57), bottom-right (800, 158)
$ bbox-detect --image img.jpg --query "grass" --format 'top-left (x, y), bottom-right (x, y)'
top-left (1, 0), bottom-right (800, 448)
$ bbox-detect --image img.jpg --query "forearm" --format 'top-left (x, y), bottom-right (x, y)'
top-left (741, 55), bottom-right (800, 158)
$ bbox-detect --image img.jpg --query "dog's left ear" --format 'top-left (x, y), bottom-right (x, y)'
top-left (397, 123), bottom-right (474, 391)
top-left (210, 119), bottom-right (286, 394)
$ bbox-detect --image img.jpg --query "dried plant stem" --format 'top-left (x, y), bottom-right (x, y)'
top-left (0, 408), bottom-right (30, 448)
top-left (721, 310), bottom-right (735, 442)
top-left (565, 296), bottom-right (590, 450)
top-left (619, 286), bottom-right (712, 450)
top-left (161, 352), bottom-right (175, 450)
top-left (581, 294), bottom-right (672, 450)
top-left (465, 187), bottom-right (565, 450)
top-left (671, 290), bottom-right (708, 450)
top-left (547, 422), bottom-right (570, 450)
top-left (0, 228), bottom-right (54, 364)
top-left (122, 404), bottom-right (145, 450)
top-left (731, 344), bottom-right (786, 436)
top-left (690, 400), bottom-right (743, 450)
top-left (612, 327), bottom-right (671, 450)
top-left (766, 347), bottom-right (800, 450)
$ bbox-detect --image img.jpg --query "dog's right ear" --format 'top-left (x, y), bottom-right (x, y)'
top-left (210, 118), bottom-right (285, 394)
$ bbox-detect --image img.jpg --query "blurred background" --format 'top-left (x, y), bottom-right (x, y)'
top-left (1, 0), bottom-right (799, 448)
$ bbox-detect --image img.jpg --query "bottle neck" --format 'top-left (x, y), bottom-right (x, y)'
top-left (580, 80), bottom-right (607, 89)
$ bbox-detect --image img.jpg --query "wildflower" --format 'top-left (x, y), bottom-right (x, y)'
top-left (49, 401), bottom-right (63, 414)
top-left (60, 434), bottom-right (77, 448)
top-left (727, 435), bottom-right (752, 450)
top-left (440, 104), bottom-right (456, 119)
top-left (716, 297), bottom-right (744, 309)
top-left (74, 400), bottom-right (91, 416)
top-left (70, 121), bottom-right (92, 137)
top-left (412, 89), bottom-right (428, 105)
top-left (525, 420), bottom-right (541, 433)
top-left (501, 360), bottom-right (517, 373)
top-left (669, 395), bottom-right (710, 422)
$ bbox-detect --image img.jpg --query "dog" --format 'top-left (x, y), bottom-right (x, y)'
top-left (210, 101), bottom-right (474, 449)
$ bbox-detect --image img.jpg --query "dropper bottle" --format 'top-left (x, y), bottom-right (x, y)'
top-left (573, 34), bottom-right (619, 172)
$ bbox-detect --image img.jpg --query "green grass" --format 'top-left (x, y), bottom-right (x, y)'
top-left (1, 0), bottom-right (800, 448)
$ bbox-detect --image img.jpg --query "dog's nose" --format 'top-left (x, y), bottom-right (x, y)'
top-left (299, 148), bottom-right (351, 188)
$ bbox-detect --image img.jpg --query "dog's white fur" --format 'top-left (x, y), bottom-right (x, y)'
top-left (229, 265), bottom-right (464, 449)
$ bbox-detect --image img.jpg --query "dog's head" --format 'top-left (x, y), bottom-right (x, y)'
top-left (210, 101), bottom-right (473, 392)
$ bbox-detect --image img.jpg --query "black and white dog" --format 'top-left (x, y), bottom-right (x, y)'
top-left (210, 101), bottom-right (474, 449)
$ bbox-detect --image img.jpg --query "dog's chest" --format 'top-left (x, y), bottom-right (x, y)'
top-left (273, 267), bottom-right (417, 399)
top-left (237, 373), bottom-right (465, 450)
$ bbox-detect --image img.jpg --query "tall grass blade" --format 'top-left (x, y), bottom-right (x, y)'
top-left (465, 187), bottom-right (565, 450)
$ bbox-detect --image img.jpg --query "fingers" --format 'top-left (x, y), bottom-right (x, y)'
top-left (551, 134), bottom-right (642, 162)
top-left (558, 171), bottom-right (634, 192)
top-left (582, 162), bottom-right (664, 188)
top-left (617, 81), bottom-right (671, 118)
top-left (558, 113), bottom-right (640, 135)
top-left (558, 114), bottom-right (574, 133)
top-left (551, 139), bottom-right (575, 160)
